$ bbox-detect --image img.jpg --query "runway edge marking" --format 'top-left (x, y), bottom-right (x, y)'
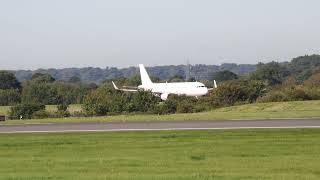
top-left (1, 126), bottom-right (320, 133)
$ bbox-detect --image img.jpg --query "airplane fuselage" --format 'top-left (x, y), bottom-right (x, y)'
top-left (138, 82), bottom-right (208, 99)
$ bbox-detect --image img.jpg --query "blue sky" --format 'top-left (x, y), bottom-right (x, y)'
top-left (0, 0), bottom-right (319, 70)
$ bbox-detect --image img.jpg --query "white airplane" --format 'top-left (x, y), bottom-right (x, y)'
top-left (112, 64), bottom-right (217, 100)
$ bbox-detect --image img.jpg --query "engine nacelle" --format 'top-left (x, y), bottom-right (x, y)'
top-left (160, 93), bottom-right (169, 101)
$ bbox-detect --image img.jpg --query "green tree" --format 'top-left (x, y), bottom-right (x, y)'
top-left (82, 83), bottom-right (114, 116)
top-left (250, 62), bottom-right (290, 85)
top-left (68, 76), bottom-right (81, 83)
top-left (0, 71), bottom-right (21, 90)
top-left (304, 73), bottom-right (320, 89)
top-left (210, 80), bottom-right (266, 107)
top-left (169, 75), bottom-right (185, 82)
top-left (21, 73), bottom-right (62, 105)
top-left (289, 54), bottom-right (320, 81)
top-left (9, 103), bottom-right (45, 119)
top-left (82, 90), bottom-right (109, 116)
top-left (257, 86), bottom-right (310, 103)
top-left (31, 73), bottom-right (55, 83)
top-left (0, 89), bottom-right (21, 106)
top-left (303, 73), bottom-right (320, 99)
top-left (153, 100), bottom-right (177, 115)
top-left (126, 91), bottom-right (160, 112)
top-left (211, 70), bottom-right (238, 82)
top-left (55, 82), bottom-right (96, 104)
top-left (22, 81), bottom-right (61, 105)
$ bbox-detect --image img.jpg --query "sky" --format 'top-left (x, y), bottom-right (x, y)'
top-left (0, 0), bottom-right (320, 70)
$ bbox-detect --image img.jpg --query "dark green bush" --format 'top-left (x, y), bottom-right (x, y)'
top-left (257, 86), bottom-right (310, 103)
top-left (210, 80), bottom-right (266, 107)
top-left (54, 110), bottom-right (71, 118)
top-left (303, 73), bottom-right (320, 99)
top-left (57, 103), bottom-right (69, 112)
top-left (9, 103), bottom-right (45, 119)
top-left (0, 89), bottom-right (21, 106)
top-left (153, 101), bottom-right (177, 115)
top-left (32, 110), bottom-right (49, 119)
top-left (71, 111), bottom-right (86, 117)
top-left (176, 101), bottom-right (195, 113)
top-left (82, 86), bottom-right (110, 116)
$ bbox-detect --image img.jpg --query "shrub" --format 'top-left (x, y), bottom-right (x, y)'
top-left (257, 86), bottom-right (310, 103)
top-left (211, 70), bottom-right (238, 82)
top-left (0, 89), bottom-right (21, 106)
top-left (167, 95), bottom-right (206, 114)
top-left (125, 91), bottom-right (161, 113)
top-left (57, 103), bottom-right (69, 112)
top-left (82, 88), bottom-right (110, 116)
top-left (71, 111), bottom-right (87, 117)
top-left (176, 101), bottom-right (195, 113)
top-left (303, 73), bottom-right (320, 99)
top-left (210, 80), bottom-right (266, 107)
top-left (9, 103), bottom-right (45, 119)
top-left (153, 101), bottom-right (177, 115)
top-left (54, 110), bottom-right (71, 118)
top-left (0, 71), bottom-right (21, 90)
top-left (32, 110), bottom-right (49, 119)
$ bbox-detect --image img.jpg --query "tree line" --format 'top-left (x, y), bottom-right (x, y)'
top-left (1, 54), bottom-right (320, 119)
top-left (13, 63), bottom-right (257, 82)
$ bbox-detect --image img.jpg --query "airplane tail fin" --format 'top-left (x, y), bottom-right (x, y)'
top-left (139, 64), bottom-right (153, 86)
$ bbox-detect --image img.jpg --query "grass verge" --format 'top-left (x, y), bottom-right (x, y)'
top-left (0, 129), bottom-right (320, 179)
top-left (1, 100), bottom-right (320, 124)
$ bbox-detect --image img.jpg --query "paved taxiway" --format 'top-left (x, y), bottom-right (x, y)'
top-left (0, 118), bottom-right (320, 133)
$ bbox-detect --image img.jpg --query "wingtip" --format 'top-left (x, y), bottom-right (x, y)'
top-left (112, 81), bottom-right (119, 90)
top-left (214, 80), bottom-right (218, 88)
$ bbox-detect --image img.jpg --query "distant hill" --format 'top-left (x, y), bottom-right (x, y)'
top-left (11, 63), bottom-right (257, 82)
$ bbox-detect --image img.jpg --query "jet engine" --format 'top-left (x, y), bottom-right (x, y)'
top-left (160, 93), bottom-right (169, 101)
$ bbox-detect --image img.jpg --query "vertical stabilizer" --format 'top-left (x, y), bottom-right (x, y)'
top-left (139, 64), bottom-right (153, 86)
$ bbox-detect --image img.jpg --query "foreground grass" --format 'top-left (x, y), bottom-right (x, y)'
top-left (0, 129), bottom-right (320, 179)
top-left (1, 100), bottom-right (320, 124)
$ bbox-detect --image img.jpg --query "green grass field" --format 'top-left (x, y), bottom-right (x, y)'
top-left (0, 105), bottom-right (10, 116)
top-left (0, 104), bottom-right (82, 116)
top-left (0, 129), bottom-right (320, 179)
top-left (46, 104), bottom-right (82, 113)
top-left (1, 100), bottom-right (320, 124)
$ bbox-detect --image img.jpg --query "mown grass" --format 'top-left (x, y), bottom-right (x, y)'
top-left (0, 104), bottom-right (82, 116)
top-left (0, 105), bottom-right (10, 116)
top-left (46, 104), bottom-right (82, 113)
top-left (1, 100), bottom-right (320, 124)
top-left (0, 129), bottom-right (320, 179)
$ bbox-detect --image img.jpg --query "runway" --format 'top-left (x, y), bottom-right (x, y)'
top-left (1, 118), bottom-right (320, 133)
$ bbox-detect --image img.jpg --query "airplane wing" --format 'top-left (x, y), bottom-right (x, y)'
top-left (112, 81), bottom-right (139, 92)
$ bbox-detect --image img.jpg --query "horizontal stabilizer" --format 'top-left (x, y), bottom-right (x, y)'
top-left (112, 81), bottom-right (119, 90)
top-left (112, 81), bottom-right (139, 92)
